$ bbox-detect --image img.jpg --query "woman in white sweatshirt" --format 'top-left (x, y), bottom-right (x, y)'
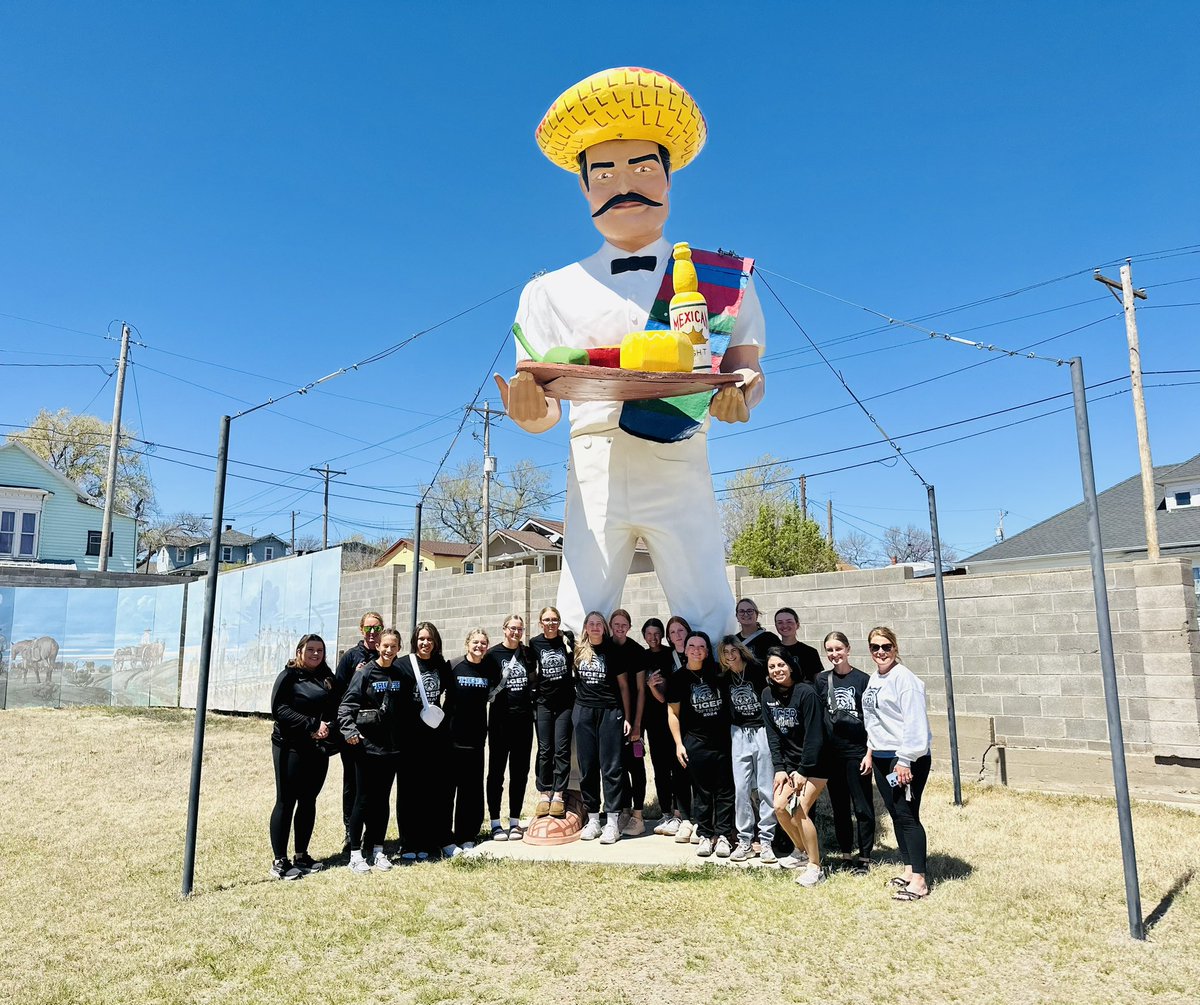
top-left (862, 626), bottom-right (932, 902)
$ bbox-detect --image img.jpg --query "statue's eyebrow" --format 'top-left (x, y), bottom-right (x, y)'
top-left (588, 161), bottom-right (615, 170)
top-left (628, 154), bottom-right (661, 165)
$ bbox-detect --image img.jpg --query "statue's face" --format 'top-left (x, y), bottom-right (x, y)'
top-left (578, 138), bottom-right (670, 249)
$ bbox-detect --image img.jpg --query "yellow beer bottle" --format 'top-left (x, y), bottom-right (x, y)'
top-left (669, 242), bottom-right (711, 372)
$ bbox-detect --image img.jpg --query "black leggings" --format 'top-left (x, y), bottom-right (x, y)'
top-left (645, 710), bottom-right (687, 817)
top-left (685, 735), bottom-right (734, 840)
top-left (873, 754), bottom-right (931, 874)
top-left (487, 707), bottom-right (534, 820)
top-left (827, 751), bottom-right (876, 857)
top-left (397, 741), bottom-right (452, 853)
top-left (535, 703), bottom-right (573, 794)
top-left (573, 705), bottom-right (626, 813)
top-left (270, 744), bottom-right (329, 859)
top-left (339, 747), bottom-right (359, 836)
top-left (349, 753), bottom-right (398, 852)
top-left (621, 739), bottom-right (647, 811)
top-left (449, 745), bottom-right (485, 845)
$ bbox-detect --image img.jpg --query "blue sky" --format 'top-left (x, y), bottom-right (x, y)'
top-left (2, 2), bottom-right (1197, 560)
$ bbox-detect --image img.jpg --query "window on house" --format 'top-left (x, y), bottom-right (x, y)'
top-left (176, 547), bottom-right (186, 563)
top-left (1, 510), bottom-right (39, 558)
top-left (85, 530), bottom-right (115, 557)
top-left (221, 546), bottom-right (233, 562)
top-left (264, 546), bottom-right (274, 560)
top-left (1176, 491), bottom-right (1192, 507)
top-left (463, 561), bottom-right (474, 574)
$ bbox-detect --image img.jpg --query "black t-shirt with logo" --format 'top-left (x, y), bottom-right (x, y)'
top-left (445, 656), bottom-right (496, 749)
top-left (667, 665), bottom-right (730, 747)
top-left (529, 632), bottom-right (575, 708)
top-left (722, 664), bottom-right (768, 728)
top-left (782, 640), bottom-right (825, 684)
top-left (485, 643), bottom-right (535, 716)
top-left (641, 646), bottom-right (675, 727)
top-left (736, 628), bottom-right (781, 666)
top-left (813, 666), bottom-right (871, 755)
top-left (575, 638), bottom-right (624, 710)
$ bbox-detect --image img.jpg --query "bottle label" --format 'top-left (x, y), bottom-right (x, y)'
top-left (670, 299), bottom-right (711, 371)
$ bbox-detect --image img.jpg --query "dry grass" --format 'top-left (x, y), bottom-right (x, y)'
top-left (1, 706), bottom-right (1198, 1005)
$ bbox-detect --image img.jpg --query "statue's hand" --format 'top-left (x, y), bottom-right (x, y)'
top-left (710, 369), bottom-right (759, 424)
top-left (495, 372), bottom-right (549, 423)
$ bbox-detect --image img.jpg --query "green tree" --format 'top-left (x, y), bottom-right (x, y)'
top-left (729, 500), bottom-right (839, 578)
top-left (718, 453), bottom-right (794, 549)
top-left (12, 408), bottom-right (155, 517)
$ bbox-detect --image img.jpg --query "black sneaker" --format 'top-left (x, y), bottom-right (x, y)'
top-left (270, 857), bottom-right (302, 880)
top-left (293, 853), bottom-right (324, 874)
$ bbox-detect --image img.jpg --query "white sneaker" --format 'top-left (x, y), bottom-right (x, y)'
top-left (580, 817), bottom-right (603, 841)
top-left (777, 854), bottom-right (805, 870)
top-left (690, 827), bottom-right (700, 845)
top-left (796, 865), bottom-right (826, 887)
top-left (729, 841), bottom-right (754, 863)
top-left (600, 817), bottom-right (621, 844)
top-left (659, 817), bottom-right (681, 837)
top-left (696, 836), bottom-right (714, 857)
top-left (348, 855), bottom-right (371, 875)
top-left (715, 835), bottom-right (732, 858)
top-left (621, 815), bottom-right (645, 837)
top-left (759, 846), bottom-right (778, 865)
top-left (372, 850), bottom-right (393, 872)
top-left (673, 820), bottom-right (693, 844)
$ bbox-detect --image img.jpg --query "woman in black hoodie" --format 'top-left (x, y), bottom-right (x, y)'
top-left (269, 634), bottom-right (338, 880)
top-left (399, 621), bottom-right (453, 860)
top-left (338, 628), bottom-right (411, 874)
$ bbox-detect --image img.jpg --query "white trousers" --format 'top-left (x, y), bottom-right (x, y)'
top-left (731, 724), bottom-right (776, 845)
top-left (557, 427), bottom-right (736, 642)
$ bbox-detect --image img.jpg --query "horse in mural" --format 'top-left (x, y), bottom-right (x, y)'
top-left (113, 641), bottom-right (167, 673)
top-left (12, 636), bottom-right (60, 683)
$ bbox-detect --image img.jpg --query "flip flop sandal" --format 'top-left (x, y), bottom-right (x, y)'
top-left (887, 876), bottom-right (909, 888)
top-left (892, 889), bottom-right (929, 902)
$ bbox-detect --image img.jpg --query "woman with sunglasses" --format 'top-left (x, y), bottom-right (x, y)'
top-left (269, 633), bottom-right (338, 879)
top-left (573, 610), bottom-right (632, 844)
top-left (485, 614), bottom-right (537, 841)
top-left (667, 631), bottom-right (734, 858)
top-left (762, 645), bottom-right (830, 888)
top-left (814, 631), bottom-right (874, 873)
top-left (529, 606), bottom-right (575, 819)
top-left (862, 626), bottom-right (932, 901)
top-left (333, 611), bottom-right (384, 850)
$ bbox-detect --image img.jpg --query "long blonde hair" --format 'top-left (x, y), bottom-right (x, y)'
top-left (574, 610), bottom-right (609, 668)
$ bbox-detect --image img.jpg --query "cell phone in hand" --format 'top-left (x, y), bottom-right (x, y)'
top-left (886, 771), bottom-right (900, 788)
top-left (786, 792), bottom-right (801, 815)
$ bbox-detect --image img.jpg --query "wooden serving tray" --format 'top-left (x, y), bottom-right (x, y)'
top-left (516, 360), bottom-right (740, 402)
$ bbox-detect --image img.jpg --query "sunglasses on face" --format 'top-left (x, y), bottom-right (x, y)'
top-left (869, 643), bottom-right (894, 653)
top-left (363, 626), bottom-right (384, 634)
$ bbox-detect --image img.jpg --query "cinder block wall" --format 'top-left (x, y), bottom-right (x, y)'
top-left (335, 557), bottom-right (1200, 802)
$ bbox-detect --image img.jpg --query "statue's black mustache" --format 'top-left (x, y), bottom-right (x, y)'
top-left (592, 192), bottom-right (664, 217)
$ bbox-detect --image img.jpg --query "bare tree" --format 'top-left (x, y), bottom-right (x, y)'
top-left (425, 457), bottom-right (556, 543)
top-left (836, 530), bottom-right (879, 569)
top-left (718, 454), bottom-right (795, 551)
top-left (882, 524), bottom-right (959, 565)
top-left (141, 511), bottom-right (211, 559)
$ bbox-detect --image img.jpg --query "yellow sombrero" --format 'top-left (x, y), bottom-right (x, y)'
top-left (535, 67), bottom-right (707, 174)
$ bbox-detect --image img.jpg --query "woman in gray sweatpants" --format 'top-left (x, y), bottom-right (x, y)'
top-left (720, 635), bottom-right (777, 864)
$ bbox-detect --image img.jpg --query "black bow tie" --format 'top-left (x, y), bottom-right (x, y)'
top-left (611, 255), bottom-right (658, 275)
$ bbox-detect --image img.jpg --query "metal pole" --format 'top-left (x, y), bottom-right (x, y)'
top-left (410, 502), bottom-right (423, 636)
top-left (482, 406), bottom-right (492, 573)
top-left (1119, 262), bottom-right (1158, 560)
top-left (926, 483), bottom-right (962, 806)
top-left (182, 414), bottom-right (231, 897)
top-left (1070, 357), bottom-right (1144, 940)
top-left (98, 323), bottom-right (131, 571)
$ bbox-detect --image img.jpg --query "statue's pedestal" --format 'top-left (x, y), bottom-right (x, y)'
top-left (522, 789), bottom-right (587, 846)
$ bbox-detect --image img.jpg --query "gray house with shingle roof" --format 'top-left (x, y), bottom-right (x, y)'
top-left (964, 453), bottom-right (1200, 600)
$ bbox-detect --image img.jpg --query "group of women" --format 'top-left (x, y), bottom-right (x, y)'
top-left (268, 601), bottom-right (934, 902)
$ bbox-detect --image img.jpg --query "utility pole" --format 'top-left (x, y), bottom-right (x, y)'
top-left (98, 323), bottom-right (131, 572)
top-left (291, 511), bottom-right (297, 553)
top-left (995, 509), bottom-right (1008, 543)
top-left (467, 402), bottom-right (504, 572)
top-left (309, 465), bottom-right (345, 550)
top-left (826, 498), bottom-right (834, 543)
top-left (798, 474), bottom-right (807, 519)
top-left (1095, 262), bottom-right (1156, 559)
